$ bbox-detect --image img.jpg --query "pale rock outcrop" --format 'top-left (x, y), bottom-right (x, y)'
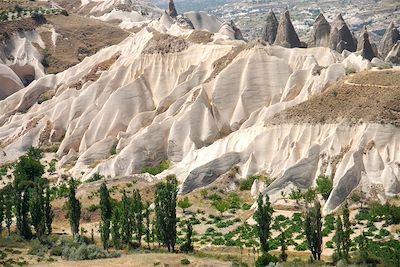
top-left (274, 10), bottom-right (301, 48)
top-left (379, 22), bottom-right (399, 58)
top-left (309, 13), bottom-right (331, 47)
top-left (0, 64), bottom-right (24, 100)
top-left (261, 11), bottom-right (279, 44)
top-left (385, 41), bottom-right (400, 64)
top-left (329, 14), bottom-right (357, 53)
top-left (357, 27), bottom-right (376, 61)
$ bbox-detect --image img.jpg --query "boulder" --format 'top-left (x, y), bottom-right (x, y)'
top-left (274, 10), bottom-right (301, 48)
top-left (385, 41), bottom-right (400, 64)
top-left (371, 58), bottom-right (392, 69)
top-left (329, 14), bottom-right (357, 53)
top-left (262, 10), bottom-right (279, 44)
top-left (379, 22), bottom-right (400, 58)
top-left (309, 13), bottom-right (331, 47)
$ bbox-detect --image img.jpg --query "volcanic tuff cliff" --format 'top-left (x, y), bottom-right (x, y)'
top-left (0, 0), bottom-right (400, 214)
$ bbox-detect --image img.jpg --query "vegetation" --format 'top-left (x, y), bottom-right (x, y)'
top-left (67, 178), bottom-right (81, 238)
top-left (316, 175), bottom-right (333, 200)
top-left (142, 160), bottom-right (171, 176)
top-left (100, 183), bottom-right (112, 250)
top-left (154, 175), bottom-right (178, 252)
top-left (304, 200), bottom-right (323, 261)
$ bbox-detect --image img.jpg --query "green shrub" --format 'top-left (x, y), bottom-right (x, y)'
top-left (61, 241), bottom-right (120, 261)
top-left (255, 253), bottom-right (279, 267)
top-left (87, 204), bottom-right (99, 212)
top-left (28, 242), bottom-right (48, 257)
top-left (180, 258), bottom-right (190, 265)
top-left (141, 160), bottom-right (171, 175)
top-left (326, 240), bottom-right (334, 249)
top-left (239, 176), bottom-right (256, 191)
top-left (241, 203), bottom-right (251, 210)
top-left (86, 173), bottom-right (104, 183)
top-left (50, 246), bottom-right (63, 256)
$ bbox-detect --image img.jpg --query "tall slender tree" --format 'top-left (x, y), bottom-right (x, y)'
top-left (253, 193), bottom-right (274, 253)
top-left (100, 183), bottom-right (112, 250)
top-left (0, 191), bottom-right (4, 235)
top-left (154, 175), bottom-right (178, 252)
top-left (121, 190), bottom-right (132, 245)
top-left (304, 200), bottom-right (323, 261)
top-left (29, 184), bottom-right (45, 241)
top-left (3, 185), bottom-right (14, 236)
top-left (111, 204), bottom-right (122, 250)
top-left (335, 216), bottom-right (344, 260)
top-left (342, 202), bottom-right (351, 261)
top-left (132, 189), bottom-right (143, 246)
top-left (67, 178), bottom-right (81, 238)
top-left (144, 201), bottom-right (151, 249)
top-left (44, 186), bottom-right (54, 235)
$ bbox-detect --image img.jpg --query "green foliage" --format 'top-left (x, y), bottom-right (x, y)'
top-left (239, 176), bottom-right (257, 191)
top-left (228, 193), bottom-right (241, 210)
top-left (213, 199), bottom-right (229, 215)
top-left (316, 175), bottom-right (333, 200)
top-left (200, 189), bottom-right (208, 199)
top-left (61, 241), bottom-right (120, 261)
top-left (67, 178), bottom-right (81, 238)
top-left (100, 183), bottom-right (112, 250)
top-left (86, 173), bottom-right (104, 183)
top-left (178, 197), bottom-right (192, 213)
top-left (121, 190), bottom-right (132, 245)
top-left (111, 203), bottom-right (122, 250)
top-left (254, 194), bottom-right (274, 253)
top-left (180, 258), bottom-right (190, 265)
top-left (142, 160), bottom-right (171, 176)
top-left (342, 203), bottom-right (351, 261)
top-left (241, 203), bottom-right (251, 210)
top-left (155, 175), bottom-right (178, 252)
top-left (255, 253), bottom-right (279, 267)
top-left (304, 200), bottom-right (323, 261)
top-left (47, 159), bottom-right (57, 174)
top-left (180, 221), bottom-right (193, 253)
top-left (132, 189), bottom-right (143, 246)
top-left (289, 188), bottom-right (303, 204)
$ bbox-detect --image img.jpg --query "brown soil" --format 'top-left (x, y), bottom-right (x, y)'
top-left (42, 14), bottom-right (129, 74)
top-left (0, 17), bottom-right (46, 43)
top-left (187, 30), bottom-right (213, 44)
top-left (269, 70), bottom-right (400, 127)
top-left (143, 32), bottom-right (189, 54)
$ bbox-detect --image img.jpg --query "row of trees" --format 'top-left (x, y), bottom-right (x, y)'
top-left (0, 148), bottom-right (54, 242)
top-left (253, 191), bottom-right (353, 265)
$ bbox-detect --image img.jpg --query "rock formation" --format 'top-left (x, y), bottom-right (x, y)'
top-left (274, 10), bottom-right (301, 48)
top-left (261, 10), bottom-right (279, 44)
top-left (379, 22), bottom-right (400, 58)
top-left (329, 14), bottom-right (357, 53)
top-left (168, 0), bottom-right (178, 18)
top-left (386, 41), bottom-right (400, 64)
top-left (309, 13), bottom-right (331, 47)
top-left (357, 27), bottom-right (376, 61)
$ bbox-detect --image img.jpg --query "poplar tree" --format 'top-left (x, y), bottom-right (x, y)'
top-left (132, 189), bottom-right (143, 246)
top-left (154, 175), bottom-right (178, 252)
top-left (342, 202), bottom-right (351, 261)
top-left (304, 200), bottom-right (323, 261)
top-left (67, 178), bottom-right (81, 238)
top-left (3, 185), bottom-right (13, 236)
top-left (144, 201), bottom-right (151, 249)
top-left (335, 216), bottom-right (344, 260)
top-left (254, 193), bottom-right (274, 253)
top-left (30, 184), bottom-right (45, 241)
top-left (111, 204), bottom-right (122, 250)
top-left (100, 182), bottom-right (112, 250)
top-left (121, 190), bottom-right (132, 245)
top-left (44, 186), bottom-right (54, 235)
top-left (0, 192), bottom-right (4, 235)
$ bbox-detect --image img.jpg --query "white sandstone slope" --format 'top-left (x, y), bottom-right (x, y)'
top-left (1, 12), bottom-right (397, 213)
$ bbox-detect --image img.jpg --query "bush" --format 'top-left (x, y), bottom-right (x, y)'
top-left (61, 241), bottom-right (120, 261)
top-left (242, 203), bottom-right (251, 210)
top-left (239, 176), bottom-right (256, 191)
top-left (255, 253), bottom-right (279, 267)
top-left (87, 204), bottom-right (99, 212)
top-left (180, 258), bottom-right (190, 265)
top-left (60, 10), bottom-right (69, 16)
top-left (50, 246), bottom-right (63, 256)
top-left (28, 243), bottom-right (48, 257)
top-left (141, 160), bottom-right (171, 175)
